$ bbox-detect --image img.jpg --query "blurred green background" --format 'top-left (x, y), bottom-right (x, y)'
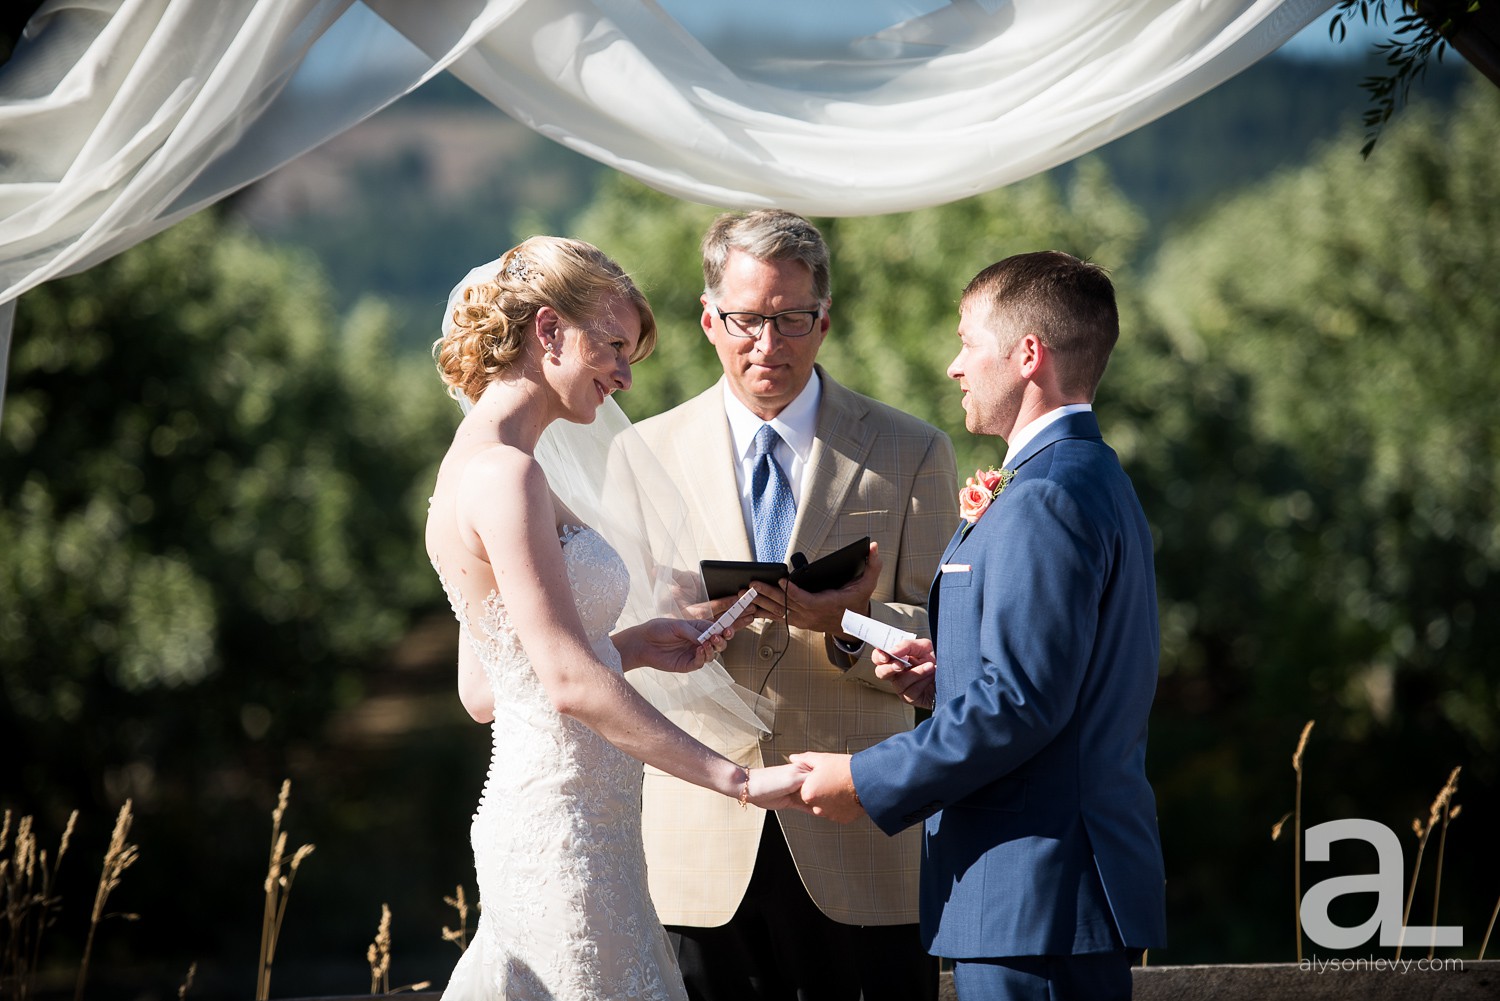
top-left (2, 26), bottom-right (1497, 999)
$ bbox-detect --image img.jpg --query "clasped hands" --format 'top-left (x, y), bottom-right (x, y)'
top-left (761, 636), bottom-right (937, 823)
top-left (666, 548), bottom-right (937, 823)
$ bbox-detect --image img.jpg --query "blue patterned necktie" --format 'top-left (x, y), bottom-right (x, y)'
top-left (751, 424), bottom-right (796, 563)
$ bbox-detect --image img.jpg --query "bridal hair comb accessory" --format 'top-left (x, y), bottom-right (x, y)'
top-left (505, 255), bottom-right (540, 283)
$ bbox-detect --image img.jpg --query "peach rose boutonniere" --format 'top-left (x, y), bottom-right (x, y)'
top-left (958, 466), bottom-right (1015, 526)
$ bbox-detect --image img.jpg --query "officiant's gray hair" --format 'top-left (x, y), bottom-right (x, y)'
top-left (701, 209), bottom-right (832, 304)
top-left (962, 251), bottom-right (1118, 399)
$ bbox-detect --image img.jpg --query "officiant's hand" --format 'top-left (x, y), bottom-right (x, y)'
top-left (746, 762), bottom-right (814, 812)
top-left (749, 541), bottom-right (884, 635)
top-left (615, 618), bottom-right (730, 673)
top-left (874, 638), bottom-right (936, 710)
top-left (788, 752), bottom-right (865, 823)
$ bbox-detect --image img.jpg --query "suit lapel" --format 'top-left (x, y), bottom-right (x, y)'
top-left (939, 524), bottom-right (966, 565)
top-left (928, 523), bottom-right (967, 636)
top-left (928, 411), bottom-right (1104, 607)
top-left (671, 383), bottom-right (755, 562)
top-left (788, 369), bottom-right (872, 561)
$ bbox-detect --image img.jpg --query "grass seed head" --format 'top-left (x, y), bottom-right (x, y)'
top-left (1292, 720), bottom-right (1315, 771)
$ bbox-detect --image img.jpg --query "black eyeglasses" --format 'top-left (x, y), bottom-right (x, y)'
top-left (710, 303), bottom-right (823, 339)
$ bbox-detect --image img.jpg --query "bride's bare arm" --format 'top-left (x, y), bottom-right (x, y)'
top-left (460, 450), bottom-right (770, 802)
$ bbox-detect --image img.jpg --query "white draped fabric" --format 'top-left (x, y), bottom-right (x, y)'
top-left (0, 0), bottom-right (1330, 412)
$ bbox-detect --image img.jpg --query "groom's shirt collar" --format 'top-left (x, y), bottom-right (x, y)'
top-left (1001, 403), bottom-right (1093, 468)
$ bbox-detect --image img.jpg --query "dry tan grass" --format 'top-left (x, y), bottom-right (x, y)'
top-left (255, 780), bottom-right (315, 1001)
top-left (1396, 766), bottom-right (1461, 961)
top-left (2, 808), bottom-right (78, 999)
top-left (368, 903), bottom-right (392, 994)
top-left (75, 800), bottom-right (139, 1001)
top-left (1270, 720), bottom-right (1315, 962)
top-left (441, 884), bottom-right (471, 953)
top-left (1428, 800), bottom-right (1461, 960)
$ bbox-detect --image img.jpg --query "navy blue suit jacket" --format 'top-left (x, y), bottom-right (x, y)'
top-left (851, 411), bottom-right (1167, 959)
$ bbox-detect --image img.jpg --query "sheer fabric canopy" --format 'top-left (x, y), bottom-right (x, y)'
top-left (0, 0), bottom-right (1330, 412)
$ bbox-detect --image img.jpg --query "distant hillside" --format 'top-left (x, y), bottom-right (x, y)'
top-left (1067, 53), bottom-right (1476, 250)
top-left (233, 54), bottom-right (1475, 353)
top-left (231, 75), bottom-right (605, 346)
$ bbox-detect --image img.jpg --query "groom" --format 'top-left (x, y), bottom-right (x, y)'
top-left (795, 252), bottom-right (1167, 1000)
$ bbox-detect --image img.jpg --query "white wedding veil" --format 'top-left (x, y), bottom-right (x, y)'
top-left (443, 257), bottom-right (772, 756)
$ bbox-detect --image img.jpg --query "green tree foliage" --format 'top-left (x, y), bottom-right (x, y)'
top-left (1146, 83), bottom-right (1500, 748)
top-left (0, 212), bottom-right (455, 966)
top-left (1130, 83), bottom-right (1500, 959)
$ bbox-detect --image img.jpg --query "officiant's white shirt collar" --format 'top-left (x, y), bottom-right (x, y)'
top-left (723, 371), bottom-right (821, 522)
top-left (1002, 403), bottom-right (1093, 468)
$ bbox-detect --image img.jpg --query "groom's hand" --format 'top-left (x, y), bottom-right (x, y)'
top-left (874, 638), bottom-right (936, 709)
top-left (788, 752), bottom-right (865, 823)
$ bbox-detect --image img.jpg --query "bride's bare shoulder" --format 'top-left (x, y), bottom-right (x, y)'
top-left (455, 442), bottom-right (537, 482)
top-left (453, 444), bottom-right (552, 519)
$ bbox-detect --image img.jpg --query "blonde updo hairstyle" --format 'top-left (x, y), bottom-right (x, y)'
top-left (434, 236), bottom-right (657, 404)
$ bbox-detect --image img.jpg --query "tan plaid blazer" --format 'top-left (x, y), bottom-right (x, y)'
top-left (634, 368), bottom-right (958, 926)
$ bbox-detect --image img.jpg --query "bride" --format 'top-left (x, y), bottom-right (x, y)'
top-left (426, 236), bottom-right (808, 1001)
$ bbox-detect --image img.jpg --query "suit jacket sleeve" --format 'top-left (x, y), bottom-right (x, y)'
top-left (851, 474), bottom-right (1106, 834)
top-left (828, 429), bottom-right (959, 688)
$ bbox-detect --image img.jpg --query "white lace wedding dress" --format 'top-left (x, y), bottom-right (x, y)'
top-left (433, 525), bottom-right (688, 1001)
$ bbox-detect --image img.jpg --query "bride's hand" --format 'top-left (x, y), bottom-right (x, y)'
top-left (746, 762), bottom-right (813, 812)
top-left (628, 617), bottom-right (730, 673)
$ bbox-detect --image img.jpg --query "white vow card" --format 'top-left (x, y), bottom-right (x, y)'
top-left (696, 587), bottom-right (759, 644)
top-left (839, 609), bottom-right (917, 666)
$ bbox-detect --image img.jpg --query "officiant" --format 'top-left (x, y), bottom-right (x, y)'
top-left (633, 209), bottom-right (958, 1001)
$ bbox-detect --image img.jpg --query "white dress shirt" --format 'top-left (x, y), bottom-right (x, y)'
top-left (723, 372), bottom-right (822, 547)
top-left (1001, 403), bottom-right (1093, 468)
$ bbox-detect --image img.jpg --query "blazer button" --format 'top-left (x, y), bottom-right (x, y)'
top-left (758, 645), bottom-right (775, 659)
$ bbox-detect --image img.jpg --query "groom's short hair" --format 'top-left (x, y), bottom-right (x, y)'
top-left (963, 251), bottom-right (1119, 399)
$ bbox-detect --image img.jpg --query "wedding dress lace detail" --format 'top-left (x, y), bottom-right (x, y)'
top-left (432, 527), bottom-right (686, 1001)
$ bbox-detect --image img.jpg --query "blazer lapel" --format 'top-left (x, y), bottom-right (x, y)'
top-left (939, 523), bottom-right (967, 565)
top-left (670, 382), bottom-right (755, 562)
top-left (787, 369), bottom-right (871, 561)
top-left (930, 411), bottom-right (1104, 594)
